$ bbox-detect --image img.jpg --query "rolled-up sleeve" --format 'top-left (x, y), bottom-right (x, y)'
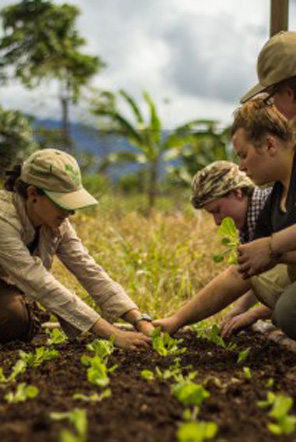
top-left (0, 220), bottom-right (100, 335)
top-left (56, 220), bottom-right (138, 323)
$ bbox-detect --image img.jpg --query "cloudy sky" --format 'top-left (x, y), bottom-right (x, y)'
top-left (1, 0), bottom-right (296, 129)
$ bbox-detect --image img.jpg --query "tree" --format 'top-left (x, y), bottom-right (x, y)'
top-left (0, 0), bottom-right (103, 151)
top-left (0, 106), bottom-right (37, 175)
top-left (165, 121), bottom-right (233, 185)
top-left (91, 90), bottom-right (190, 213)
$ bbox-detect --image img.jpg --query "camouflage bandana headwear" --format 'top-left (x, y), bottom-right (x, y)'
top-left (21, 149), bottom-right (98, 211)
top-left (191, 161), bottom-right (254, 209)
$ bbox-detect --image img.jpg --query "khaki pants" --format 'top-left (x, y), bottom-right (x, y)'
top-left (251, 265), bottom-right (296, 340)
top-left (251, 264), bottom-right (291, 309)
top-left (0, 280), bottom-right (41, 343)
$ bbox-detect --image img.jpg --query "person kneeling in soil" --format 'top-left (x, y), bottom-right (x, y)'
top-left (189, 161), bottom-right (271, 337)
top-left (154, 96), bottom-right (296, 340)
top-left (0, 149), bottom-right (153, 349)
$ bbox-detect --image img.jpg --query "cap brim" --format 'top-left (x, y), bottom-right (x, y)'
top-left (240, 82), bottom-right (267, 103)
top-left (43, 188), bottom-right (98, 211)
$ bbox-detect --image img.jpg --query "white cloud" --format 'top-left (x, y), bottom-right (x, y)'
top-left (0, 0), bottom-right (291, 128)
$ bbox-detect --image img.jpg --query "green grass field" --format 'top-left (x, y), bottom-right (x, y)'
top-left (52, 192), bottom-right (230, 321)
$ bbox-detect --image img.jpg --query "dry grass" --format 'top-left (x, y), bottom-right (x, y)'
top-left (52, 193), bottom-right (230, 320)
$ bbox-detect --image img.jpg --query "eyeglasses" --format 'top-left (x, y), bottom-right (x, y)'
top-left (263, 86), bottom-right (277, 105)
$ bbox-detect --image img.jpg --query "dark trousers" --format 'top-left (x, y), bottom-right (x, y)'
top-left (0, 280), bottom-right (40, 343)
top-left (272, 280), bottom-right (296, 340)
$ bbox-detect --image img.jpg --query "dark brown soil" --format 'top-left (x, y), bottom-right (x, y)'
top-left (0, 329), bottom-right (296, 442)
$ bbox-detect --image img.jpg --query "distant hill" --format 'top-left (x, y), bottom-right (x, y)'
top-left (33, 118), bottom-right (171, 179)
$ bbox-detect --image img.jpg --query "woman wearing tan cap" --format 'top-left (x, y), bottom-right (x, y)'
top-left (0, 148), bottom-right (153, 349)
top-left (154, 97), bottom-right (296, 341)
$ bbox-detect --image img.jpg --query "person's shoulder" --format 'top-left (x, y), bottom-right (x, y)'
top-left (0, 191), bottom-right (22, 233)
top-left (0, 190), bottom-right (17, 218)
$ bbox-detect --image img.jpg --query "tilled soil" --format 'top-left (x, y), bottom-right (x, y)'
top-left (0, 329), bottom-right (296, 442)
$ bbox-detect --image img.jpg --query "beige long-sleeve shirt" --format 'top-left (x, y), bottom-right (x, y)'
top-left (0, 190), bottom-right (138, 338)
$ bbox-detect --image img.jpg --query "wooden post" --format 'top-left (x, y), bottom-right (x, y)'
top-left (270, 0), bottom-right (289, 37)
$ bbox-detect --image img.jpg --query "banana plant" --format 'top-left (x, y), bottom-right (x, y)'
top-left (91, 90), bottom-right (193, 213)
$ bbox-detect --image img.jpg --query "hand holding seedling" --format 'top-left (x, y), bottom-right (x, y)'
top-left (237, 237), bottom-right (277, 278)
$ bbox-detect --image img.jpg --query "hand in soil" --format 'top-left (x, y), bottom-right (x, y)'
top-left (220, 311), bottom-right (257, 338)
top-left (114, 330), bottom-right (151, 350)
top-left (152, 317), bottom-right (179, 335)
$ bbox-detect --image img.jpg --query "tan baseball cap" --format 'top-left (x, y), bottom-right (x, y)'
top-left (241, 31), bottom-right (296, 103)
top-left (21, 149), bottom-right (98, 211)
top-left (191, 161), bottom-right (254, 209)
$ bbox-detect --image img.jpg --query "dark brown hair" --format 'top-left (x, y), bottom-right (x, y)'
top-left (4, 165), bottom-right (44, 199)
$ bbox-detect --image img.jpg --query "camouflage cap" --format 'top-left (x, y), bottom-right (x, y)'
top-left (21, 149), bottom-right (98, 211)
top-left (191, 161), bottom-right (254, 209)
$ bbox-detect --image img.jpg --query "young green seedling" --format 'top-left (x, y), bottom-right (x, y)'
top-left (213, 217), bottom-right (240, 264)
top-left (206, 324), bottom-right (237, 351)
top-left (258, 392), bottom-right (296, 435)
top-left (152, 327), bottom-right (186, 356)
top-left (46, 328), bottom-right (67, 345)
top-left (5, 382), bottom-right (38, 403)
top-left (86, 338), bottom-right (114, 361)
top-left (19, 347), bottom-right (59, 368)
top-left (237, 347), bottom-right (251, 364)
top-left (141, 370), bottom-right (155, 381)
top-left (73, 389), bottom-right (111, 402)
top-left (50, 409), bottom-right (87, 442)
top-left (177, 421), bottom-right (218, 442)
top-left (81, 354), bottom-right (117, 388)
top-left (243, 367), bottom-right (252, 378)
top-left (172, 379), bottom-right (210, 421)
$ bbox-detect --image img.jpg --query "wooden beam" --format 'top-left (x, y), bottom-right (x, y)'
top-left (270, 0), bottom-right (289, 37)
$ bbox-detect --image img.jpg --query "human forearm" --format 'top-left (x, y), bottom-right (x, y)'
top-left (247, 304), bottom-right (272, 322)
top-left (231, 290), bottom-right (257, 314)
top-left (271, 225), bottom-right (296, 256)
top-left (122, 309), bottom-right (154, 336)
top-left (172, 266), bottom-right (250, 329)
top-left (278, 251), bottom-right (296, 265)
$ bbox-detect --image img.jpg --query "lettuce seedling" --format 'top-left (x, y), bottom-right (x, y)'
top-left (243, 367), bottom-right (252, 378)
top-left (50, 409), bottom-right (87, 442)
top-left (172, 379), bottom-right (210, 422)
top-left (86, 338), bottom-right (114, 361)
top-left (5, 382), bottom-right (38, 403)
top-left (152, 327), bottom-right (186, 356)
top-left (171, 380), bottom-right (210, 408)
top-left (258, 392), bottom-right (296, 435)
top-left (19, 347), bottom-right (59, 368)
top-left (266, 378), bottom-right (274, 388)
top-left (177, 421), bottom-right (218, 442)
top-left (141, 370), bottom-right (154, 381)
top-left (73, 389), bottom-right (111, 402)
top-left (205, 324), bottom-right (237, 351)
top-left (46, 328), bottom-right (67, 345)
top-left (81, 354), bottom-right (117, 388)
top-left (213, 217), bottom-right (240, 264)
